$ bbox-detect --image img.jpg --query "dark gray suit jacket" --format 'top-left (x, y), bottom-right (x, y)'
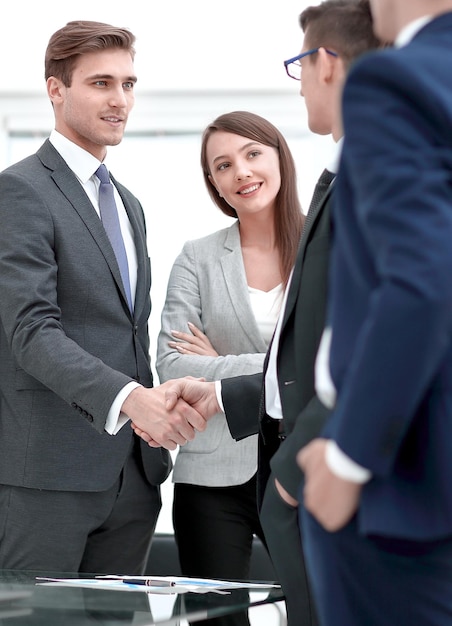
top-left (0, 139), bottom-right (170, 491)
top-left (222, 184), bottom-right (332, 499)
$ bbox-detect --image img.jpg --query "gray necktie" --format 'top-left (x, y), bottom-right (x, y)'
top-left (95, 164), bottom-right (133, 312)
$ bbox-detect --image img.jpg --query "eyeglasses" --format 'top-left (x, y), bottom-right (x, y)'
top-left (283, 47), bottom-right (338, 81)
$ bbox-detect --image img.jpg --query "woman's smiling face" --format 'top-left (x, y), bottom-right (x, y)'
top-left (206, 130), bottom-right (281, 218)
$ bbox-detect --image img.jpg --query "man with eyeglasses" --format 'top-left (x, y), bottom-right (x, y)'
top-left (298, 0), bottom-right (452, 625)
top-left (133, 2), bottom-right (379, 624)
top-left (256, 2), bottom-right (380, 624)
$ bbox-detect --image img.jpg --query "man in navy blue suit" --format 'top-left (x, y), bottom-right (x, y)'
top-left (298, 1), bottom-right (452, 624)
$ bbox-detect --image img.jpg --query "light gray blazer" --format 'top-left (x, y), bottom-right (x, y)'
top-left (157, 221), bottom-right (269, 486)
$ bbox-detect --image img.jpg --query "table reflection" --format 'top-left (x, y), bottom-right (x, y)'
top-left (0, 570), bottom-right (284, 625)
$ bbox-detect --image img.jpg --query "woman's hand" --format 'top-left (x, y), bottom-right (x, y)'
top-left (168, 322), bottom-right (219, 357)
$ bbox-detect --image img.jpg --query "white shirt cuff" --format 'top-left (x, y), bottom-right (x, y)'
top-left (315, 327), bottom-right (337, 409)
top-left (215, 380), bottom-right (224, 412)
top-left (325, 440), bottom-right (372, 483)
top-left (105, 381), bottom-right (141, 435)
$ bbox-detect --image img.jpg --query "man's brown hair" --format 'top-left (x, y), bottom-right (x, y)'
top-left (300, 0), bottom-right (381, 68)
top-left (45, 20), bottom-right (136, 86)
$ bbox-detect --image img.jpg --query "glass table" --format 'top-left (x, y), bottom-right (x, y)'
top-left (0, 570), bottom-right (285, 625)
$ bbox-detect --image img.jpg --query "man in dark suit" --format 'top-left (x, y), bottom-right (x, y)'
top-left (135, 3), bottom-right (380, 623)
top-left (298, 2), bottom-right (452, 625)
top-left (0, 20), bottom-right (205, 573)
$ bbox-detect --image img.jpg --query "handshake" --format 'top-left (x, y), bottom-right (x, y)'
top-left (122, 377), bottom-right (220, 450)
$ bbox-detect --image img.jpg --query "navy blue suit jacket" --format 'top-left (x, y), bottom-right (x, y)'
top-left (326, 13), bottom-right (452, 540)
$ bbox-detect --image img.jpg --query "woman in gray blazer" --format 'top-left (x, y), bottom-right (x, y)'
top-left (157, 111), bottom-right (303, 621)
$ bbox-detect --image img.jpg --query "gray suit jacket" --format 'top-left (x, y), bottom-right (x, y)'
top-left (0, 139), bottom-right (170, 491)
top-left (157, 222), bottom-right (270, 486)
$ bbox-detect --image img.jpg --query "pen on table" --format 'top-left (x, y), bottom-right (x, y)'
top-left (123, 578), bottom-right (176, 587)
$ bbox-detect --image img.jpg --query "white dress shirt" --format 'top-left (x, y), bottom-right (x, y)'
top-left (248, 283), bottom-right (284, 346)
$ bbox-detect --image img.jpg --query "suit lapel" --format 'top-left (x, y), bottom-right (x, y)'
top-left (124, 204), bottom-right (146, 321)
top-left (282, 181), bottom-right (334, 326)
top-left (41, 142), bottom-right (134, 318)
top-left (220, 224), bottom-right (268, 352)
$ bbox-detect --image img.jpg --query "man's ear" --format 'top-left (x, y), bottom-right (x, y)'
top-left (317, 47), bottom-right (339, 85)
top-left (47, 76), bottom-right (65, 104)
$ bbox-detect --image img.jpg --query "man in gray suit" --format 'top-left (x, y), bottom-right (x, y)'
top-left (0, 20), bottom-right (205, 573)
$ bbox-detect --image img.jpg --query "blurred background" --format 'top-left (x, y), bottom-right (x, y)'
top-left (0, 0), bottom-right (334, 532)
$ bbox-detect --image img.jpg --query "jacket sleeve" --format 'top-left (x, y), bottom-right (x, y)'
top-left (156, 239), bottom-right (265, 383)
top-left (221, 372), bottom-right (263, 440)
top-left (0, 168), bottom-right (132, 432)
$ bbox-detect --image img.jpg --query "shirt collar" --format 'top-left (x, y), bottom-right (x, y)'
top-left (49, 129), bottom-right (104, 182)
top-left (395, 15), bottom-right (432, 48)
top-left (326, 136), bottom-right (343, 175)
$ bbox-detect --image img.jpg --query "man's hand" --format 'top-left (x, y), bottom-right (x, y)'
top-left (274, 478), bottom-right (298, 507)
top-left (164, 377), bottom-right (220, 417)
top-left (122, 382), bottom-right (208, 451)
top-left (297, 438), bottom-right (362, 531)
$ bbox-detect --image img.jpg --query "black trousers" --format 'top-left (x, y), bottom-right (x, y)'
top-left (260, 471), bottom-right (318, 626)
top-left (0, 437), bottom-right (161, 574)
top-left (173, 474), bottom-right (267, 626)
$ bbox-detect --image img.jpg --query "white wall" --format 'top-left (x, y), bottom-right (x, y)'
top-left (1, 0), bottom-right (312, 94)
